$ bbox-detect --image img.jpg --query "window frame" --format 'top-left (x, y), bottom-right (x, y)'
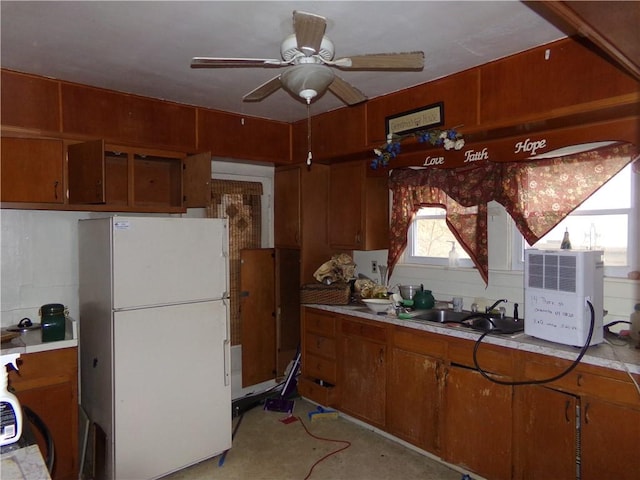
top-left (512, 163), bottom-right (638, 277)
top-left (404, 207), bottom-right (475, 268)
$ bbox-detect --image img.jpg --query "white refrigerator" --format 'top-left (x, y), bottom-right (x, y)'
top-left (78, 216), bottom-right (232, 480)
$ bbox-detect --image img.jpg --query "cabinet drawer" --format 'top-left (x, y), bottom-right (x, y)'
top-left (341, 318), bottom-right (387, 343)
top-left (304, 309), bottom-right (336, 336)
top-left (305, 333), bottom-right (336, 359)
top-left (304, 354), bottom-right (337, 384)
top-left (524, 360), bottom-right (640, 407)
top-left (393, 326), bottom-right (447, 357)
top-left (448, 337), bottom-right (514, 376)
top-left (298, 376), bottom-right (338, 407)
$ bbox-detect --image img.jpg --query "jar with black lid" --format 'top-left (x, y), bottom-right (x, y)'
top-left (40, 303), bottom-right (67, 342)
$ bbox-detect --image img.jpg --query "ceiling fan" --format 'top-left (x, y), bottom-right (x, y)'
top-left (191, 10), bottom-right (425, 106)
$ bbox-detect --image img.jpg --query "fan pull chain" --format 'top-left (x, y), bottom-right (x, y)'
top-left (306, 99), bottom-right (312, 167)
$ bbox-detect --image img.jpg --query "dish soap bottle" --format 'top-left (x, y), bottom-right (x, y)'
top-left (0, 353), bottom-right (22, 446)
top-left (448, 241), bottom-right (459, 268)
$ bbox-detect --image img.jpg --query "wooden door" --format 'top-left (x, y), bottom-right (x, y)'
top-left (1, 137), bottom-right (64, 203)
top-left (240, 248), bottom-right (276, 387)
top-left (441, 365), bottom-right (513, 480)
top-left (513, 385), bottom-right (577, 479)
top-left (581, 397), bottom-right (640, 480)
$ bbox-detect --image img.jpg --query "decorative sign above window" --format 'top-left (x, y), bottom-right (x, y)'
top-left (386, 102), bottom-right (444, 136)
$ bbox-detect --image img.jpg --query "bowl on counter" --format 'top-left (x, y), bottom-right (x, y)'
top-left (362, 298), bottom-right (393, 314)
top-left (399, 284), bottom-right (423, 300)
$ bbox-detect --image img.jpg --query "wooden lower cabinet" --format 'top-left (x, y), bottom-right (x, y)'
top-left (300, 308), bottom-right (640, 479)
top-left (581, 397), bottom-right (640, 480)
top-left (513, 385), bottom-right (578, 479)
top-left (441, 365), bottom-right (513, 480)
top-left (387, 347), bottom-right (442, 453)
top-left (339, 318), bottom-right (387, 427)
top-left (7, 347), bottom-right (79, 480)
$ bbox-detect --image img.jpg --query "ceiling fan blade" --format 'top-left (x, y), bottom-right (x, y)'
top-left (242, 76), bottom-right (283, 102)
top-left (328, 75), bottom-right (367, 106)
top-left (191, 57), bottom-right (286, 68)
top-left (293, 10), bottom-right (327, 56)
top-left (336, 51), bottom-right (425, 70)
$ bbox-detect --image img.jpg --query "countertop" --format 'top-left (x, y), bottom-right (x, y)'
top-left (1, 318), bottom-right (78, 355)
top-left (309, 304), bottom-right (640, 376)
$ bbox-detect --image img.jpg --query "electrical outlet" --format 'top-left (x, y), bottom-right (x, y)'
top-left (371, 260), bottom-right (378, 274)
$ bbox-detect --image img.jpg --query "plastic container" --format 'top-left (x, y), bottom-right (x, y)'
top-left (630, 303), bottom-right (640, 342)
top-left (40, 303), bottom-right (67, 342)
top-left (0, 354), bottom-right (22, 446)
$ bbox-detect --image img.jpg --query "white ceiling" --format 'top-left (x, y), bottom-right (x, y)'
top-left (1, 1), bottom-right (567, 123)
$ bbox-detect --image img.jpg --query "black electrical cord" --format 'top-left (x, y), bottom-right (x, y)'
top-left (472, 300), bottom-right (596, 386)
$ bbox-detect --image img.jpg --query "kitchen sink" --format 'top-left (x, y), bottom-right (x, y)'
top-left (411, 309), bottom-right (524, 334)
top-left (466, 315), bottom-right (524, 334)
top-left (412, 309), bottom-right (471, 324)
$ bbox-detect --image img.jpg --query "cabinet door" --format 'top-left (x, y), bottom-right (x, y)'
top-left (329, 161), bottom-right (364, 249)
top-left (441, 365), bottom-right (512, 480)
top-left (183, 151), bottom-right (211, 208)
top-left (339, 319), bottom-right (387, 427)
top-left (387, 348), bottom-right (441, 453)
top-left (513, 385), bottom-right (577, 480)
top-left (240, 248), bottom-right (276, 386)
top-left (329, 161), bottom-right (389, 250)
top-left (581, 398), bottom-right (640, 480)
top-left (274, 166), bottom-right (301, 247)
top-left (68, 139), bottom-right (106, 204)
top-left (1, 137), bottom-right (64, 203)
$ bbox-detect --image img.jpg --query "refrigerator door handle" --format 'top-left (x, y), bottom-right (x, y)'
top-left (223, 338), bottom-right (231, 387)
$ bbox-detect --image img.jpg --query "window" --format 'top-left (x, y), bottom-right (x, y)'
top-left (405, 207), bottom-right (474, 267)
top-left (514, 163), bottom-right (638, 277)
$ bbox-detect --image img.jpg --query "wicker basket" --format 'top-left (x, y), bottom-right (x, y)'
top-left (300, 282), bottom-right (351, 305)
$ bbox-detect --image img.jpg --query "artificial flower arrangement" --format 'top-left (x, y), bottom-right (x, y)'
top-left (371, 128), bottom-right (465, 169)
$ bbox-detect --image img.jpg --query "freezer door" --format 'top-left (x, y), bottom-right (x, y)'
top-left (111, 217), bottom-right (228, 309)
top-left (112, 301), bottom-right (231, 480)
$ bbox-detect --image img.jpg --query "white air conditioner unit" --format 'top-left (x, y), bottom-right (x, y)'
top-left (524, 249), bottom-right (604, 346)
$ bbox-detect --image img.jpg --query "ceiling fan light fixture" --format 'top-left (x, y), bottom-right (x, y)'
top-left (280, 64), bottom-right (335, 102)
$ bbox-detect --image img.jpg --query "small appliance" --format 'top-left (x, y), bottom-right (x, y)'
top-left (524, 249), bottom-right (604, 346)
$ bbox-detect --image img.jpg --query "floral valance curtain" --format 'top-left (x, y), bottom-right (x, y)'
top-left (388, 143), bottom-right (639, 284)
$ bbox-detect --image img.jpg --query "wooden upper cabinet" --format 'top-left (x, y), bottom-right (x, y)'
top-left (1, 70), bottom-right (61, 132)
top-left (197, 108), bottom-right (290, 163)
top-left (479, 38), bottom-right (640, 126)
top-left (67, 140), bottom-right (184, 212)
top-left (274, 166), bottom-right (301, 247)
top-left (1, 137), bottom-right (64, 203)
top-left (366, 69), bottom-right (480, 145)
top-left (68, 140), bottom-right (106, 204)
top-left (182, 151), bottom-right (211, 208)
top-left (290, 105), bottom-right (367, 162)
top-left (60, 83), bottom-right (196, 151)
top-left (329, 160), bottom-right (389, 250)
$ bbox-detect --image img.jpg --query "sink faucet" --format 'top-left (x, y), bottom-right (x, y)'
top-left (486, 299), bottom-right (508, 313)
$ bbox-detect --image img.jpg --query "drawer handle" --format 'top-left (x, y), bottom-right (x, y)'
top-left (53, 180), bottom-right (59, 200)
top-left (564, 400), bottom-right (571, 423)
top-left (576, 374), bottom-right (584, 387)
